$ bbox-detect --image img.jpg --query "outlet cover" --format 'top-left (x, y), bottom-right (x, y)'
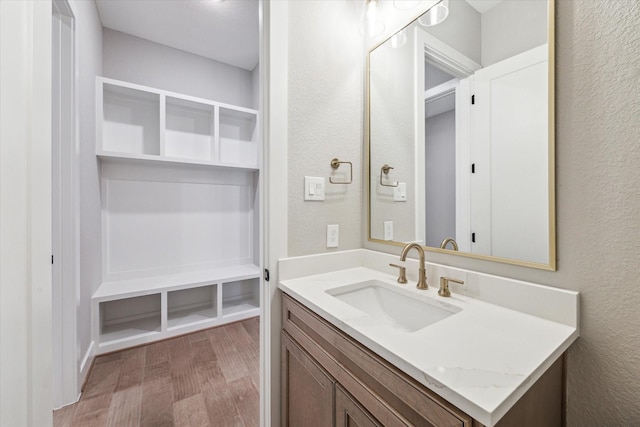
top-left (327, 224), bottom-right (339, 248)
top-left (383, 221), bottom-right (393, 241)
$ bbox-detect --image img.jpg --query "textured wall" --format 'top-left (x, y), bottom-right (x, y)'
top-left (556, 0), bottom-right (640, 422)
top-left (287, 0), bottom-right (364, 256)
top-left (363, 0), bottom-right (640, 423)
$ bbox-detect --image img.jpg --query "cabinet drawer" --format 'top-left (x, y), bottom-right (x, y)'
top-left (282, 293), bottom-right (472, 427)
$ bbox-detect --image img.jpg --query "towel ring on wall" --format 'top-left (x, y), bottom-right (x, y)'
top-left (329, 158), bottom-right (352, 184)
top-left (380, 164), bottom-right (398, 187)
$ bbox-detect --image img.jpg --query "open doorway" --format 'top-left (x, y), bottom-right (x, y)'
top-left (52, 1), bottom-right (265, 425)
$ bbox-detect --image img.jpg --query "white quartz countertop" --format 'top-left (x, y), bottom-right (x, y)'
top-left (278, 257), bottom-right (578, 426)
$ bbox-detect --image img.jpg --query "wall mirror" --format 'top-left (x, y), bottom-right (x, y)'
top-left (367, 0), bottom-right (555, 270)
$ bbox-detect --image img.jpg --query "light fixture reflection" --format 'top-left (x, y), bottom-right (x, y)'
top-left (418, 0), bottom-right (449, 27)
top-left (390, 29), bottom-right (407, 48)
top-left (362, 0), bottom-right (385, 37)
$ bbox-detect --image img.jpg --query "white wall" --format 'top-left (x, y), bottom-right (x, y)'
top-left (72, 0), bottom-right (103, 390)
top-left (286, 0), bottom-right (364, 256)
top-left (362, 0), bottom-right (640, 424)
top-left (103, 29), bottom-right (254, 109)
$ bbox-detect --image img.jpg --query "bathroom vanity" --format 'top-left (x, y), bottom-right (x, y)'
top-left (278, 250), bottom-right (578, 426)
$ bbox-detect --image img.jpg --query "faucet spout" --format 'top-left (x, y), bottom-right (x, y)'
top-left (440, 237), bottom-right (459, 251)
top-left (399, 243), bottom-right (428, 290)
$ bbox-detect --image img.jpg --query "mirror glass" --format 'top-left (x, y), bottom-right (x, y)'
top-left (368, 0), bottom-right (554, 269)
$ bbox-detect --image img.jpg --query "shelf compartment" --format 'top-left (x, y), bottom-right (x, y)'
top-left (167, 284), bottom-right (218, 330)
top-left (222, 278), bottom-right (260, 317)
top-left (219, 107), bottom-right (258, 166)
top-left (99, 294), bottom-right (161, 344)
top-left (102, 83), bottom-right (160, 156)
top-left (165, 96), bottom-right (215, 161)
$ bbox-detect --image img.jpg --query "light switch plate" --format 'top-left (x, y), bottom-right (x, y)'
top-left (304, 176), bottom-right (325, 201)
top-left (394, 182), bottom-right (407, 202)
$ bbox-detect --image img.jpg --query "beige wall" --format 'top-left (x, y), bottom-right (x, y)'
top-left (288, 0), bottom-right (640, 424)
top-left (287, 0), bottom-right (364, 256)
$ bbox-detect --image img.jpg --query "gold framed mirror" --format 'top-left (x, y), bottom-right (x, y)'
top-left (367, 0), bottom-right (555, 270)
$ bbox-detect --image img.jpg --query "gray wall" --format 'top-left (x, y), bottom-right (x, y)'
top-left (72, 0), bottom-right (103, 379)
top-left (103, 29), bottom-right (255, 109)
top-left (364, 1), bottom-right (640, 423)
top-left (481, 0), bottom-right (548, 66)
top-left (424, 109), bottom-right (456, 247)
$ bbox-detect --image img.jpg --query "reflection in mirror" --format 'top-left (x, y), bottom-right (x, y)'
top-left (368, 0), bottom-right (554, 268)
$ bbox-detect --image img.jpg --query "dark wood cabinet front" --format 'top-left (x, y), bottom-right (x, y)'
top-left (282, 333), bottom-right (334, 427)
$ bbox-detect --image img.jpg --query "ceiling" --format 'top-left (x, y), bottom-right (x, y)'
top-left (95, 0), bottom-right (259, 71)
top-left (464, 0), bottom-right (503, 14)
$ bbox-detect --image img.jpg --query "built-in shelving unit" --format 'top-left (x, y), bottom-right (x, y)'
top-left (93, 77), bottom-right (261, 354)
top-left (96, 77), bottom-right (258, 169)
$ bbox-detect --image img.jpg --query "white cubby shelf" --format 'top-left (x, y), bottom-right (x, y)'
top-left (93, 76), bottom-right (261, 354)
top-left (97, 77), bottom-right (259, 170)
top-left (93, 264), bottom-right (261, 354)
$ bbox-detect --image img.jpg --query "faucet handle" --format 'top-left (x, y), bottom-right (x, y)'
top-left (438, 277), bottom-right (464, 297)
top-left (389, 263), bottom-right (407, 284)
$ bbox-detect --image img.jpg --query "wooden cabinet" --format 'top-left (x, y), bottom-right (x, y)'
top-left (281, 293), bottom-right (564, 427)
top-left (282, 333), bottom-right (334, 427)
top-left (335, 385), bottom-right (382, 427)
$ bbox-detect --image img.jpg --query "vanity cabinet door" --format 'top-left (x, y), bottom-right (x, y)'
top-left (282, 332), bottom-right (335, 427)
top-left (335, 385), bottom-right (383, 427)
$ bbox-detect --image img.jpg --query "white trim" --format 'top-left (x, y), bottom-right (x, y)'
top-left (260, 1), bottom-right (289, 426)
top-left (0, 0), bottom-right (52, 424)
top-left (414, 26), bottom-right (480, 248)
top-left (52, 0), bottom-right (81, 409)
top-left (79, 341), bottom-right (95, 388)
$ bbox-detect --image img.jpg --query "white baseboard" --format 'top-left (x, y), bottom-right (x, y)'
top-left (79, 340), bottom-right (95, 390)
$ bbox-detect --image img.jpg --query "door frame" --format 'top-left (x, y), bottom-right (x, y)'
top-left (0, 0), bottom-right (53, 425)
top-left (52, 0), bottom-right (81, 408)
top-left (259, 1), bottom-right (289, 426)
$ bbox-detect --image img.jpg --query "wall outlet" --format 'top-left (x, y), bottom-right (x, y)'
top-left (327, 224), bottom-right (339, 248)
top-left (383, 221), bottom-right (393, 241)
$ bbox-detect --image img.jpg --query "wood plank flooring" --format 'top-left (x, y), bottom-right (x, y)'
top-left (53, 317), bottom-right (260, 427)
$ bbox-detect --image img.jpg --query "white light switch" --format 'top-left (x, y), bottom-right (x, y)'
top-left (394, 182), bottom-right (407, 202)
top-left (304, 176), bottom-right (325, 201)
top-left (383, 221), bottom-right (393, 241)
top-left (327, 224), bottom-right (339, 248)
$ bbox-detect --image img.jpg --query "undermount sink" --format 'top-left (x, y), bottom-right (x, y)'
top-left (326, 280), bottom-right (461, 332)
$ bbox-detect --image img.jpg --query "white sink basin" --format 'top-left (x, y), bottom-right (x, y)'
top-left (326, 280), bottom-right (461, 333)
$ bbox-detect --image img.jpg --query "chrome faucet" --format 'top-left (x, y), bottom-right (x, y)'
top-left (400, 243), bottom-right (428, 290)
top-left (440, 237), bottom-right (459, 251)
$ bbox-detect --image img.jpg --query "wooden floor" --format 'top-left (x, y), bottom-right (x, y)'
top-left (53, 317), bottom-right (260, 427)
